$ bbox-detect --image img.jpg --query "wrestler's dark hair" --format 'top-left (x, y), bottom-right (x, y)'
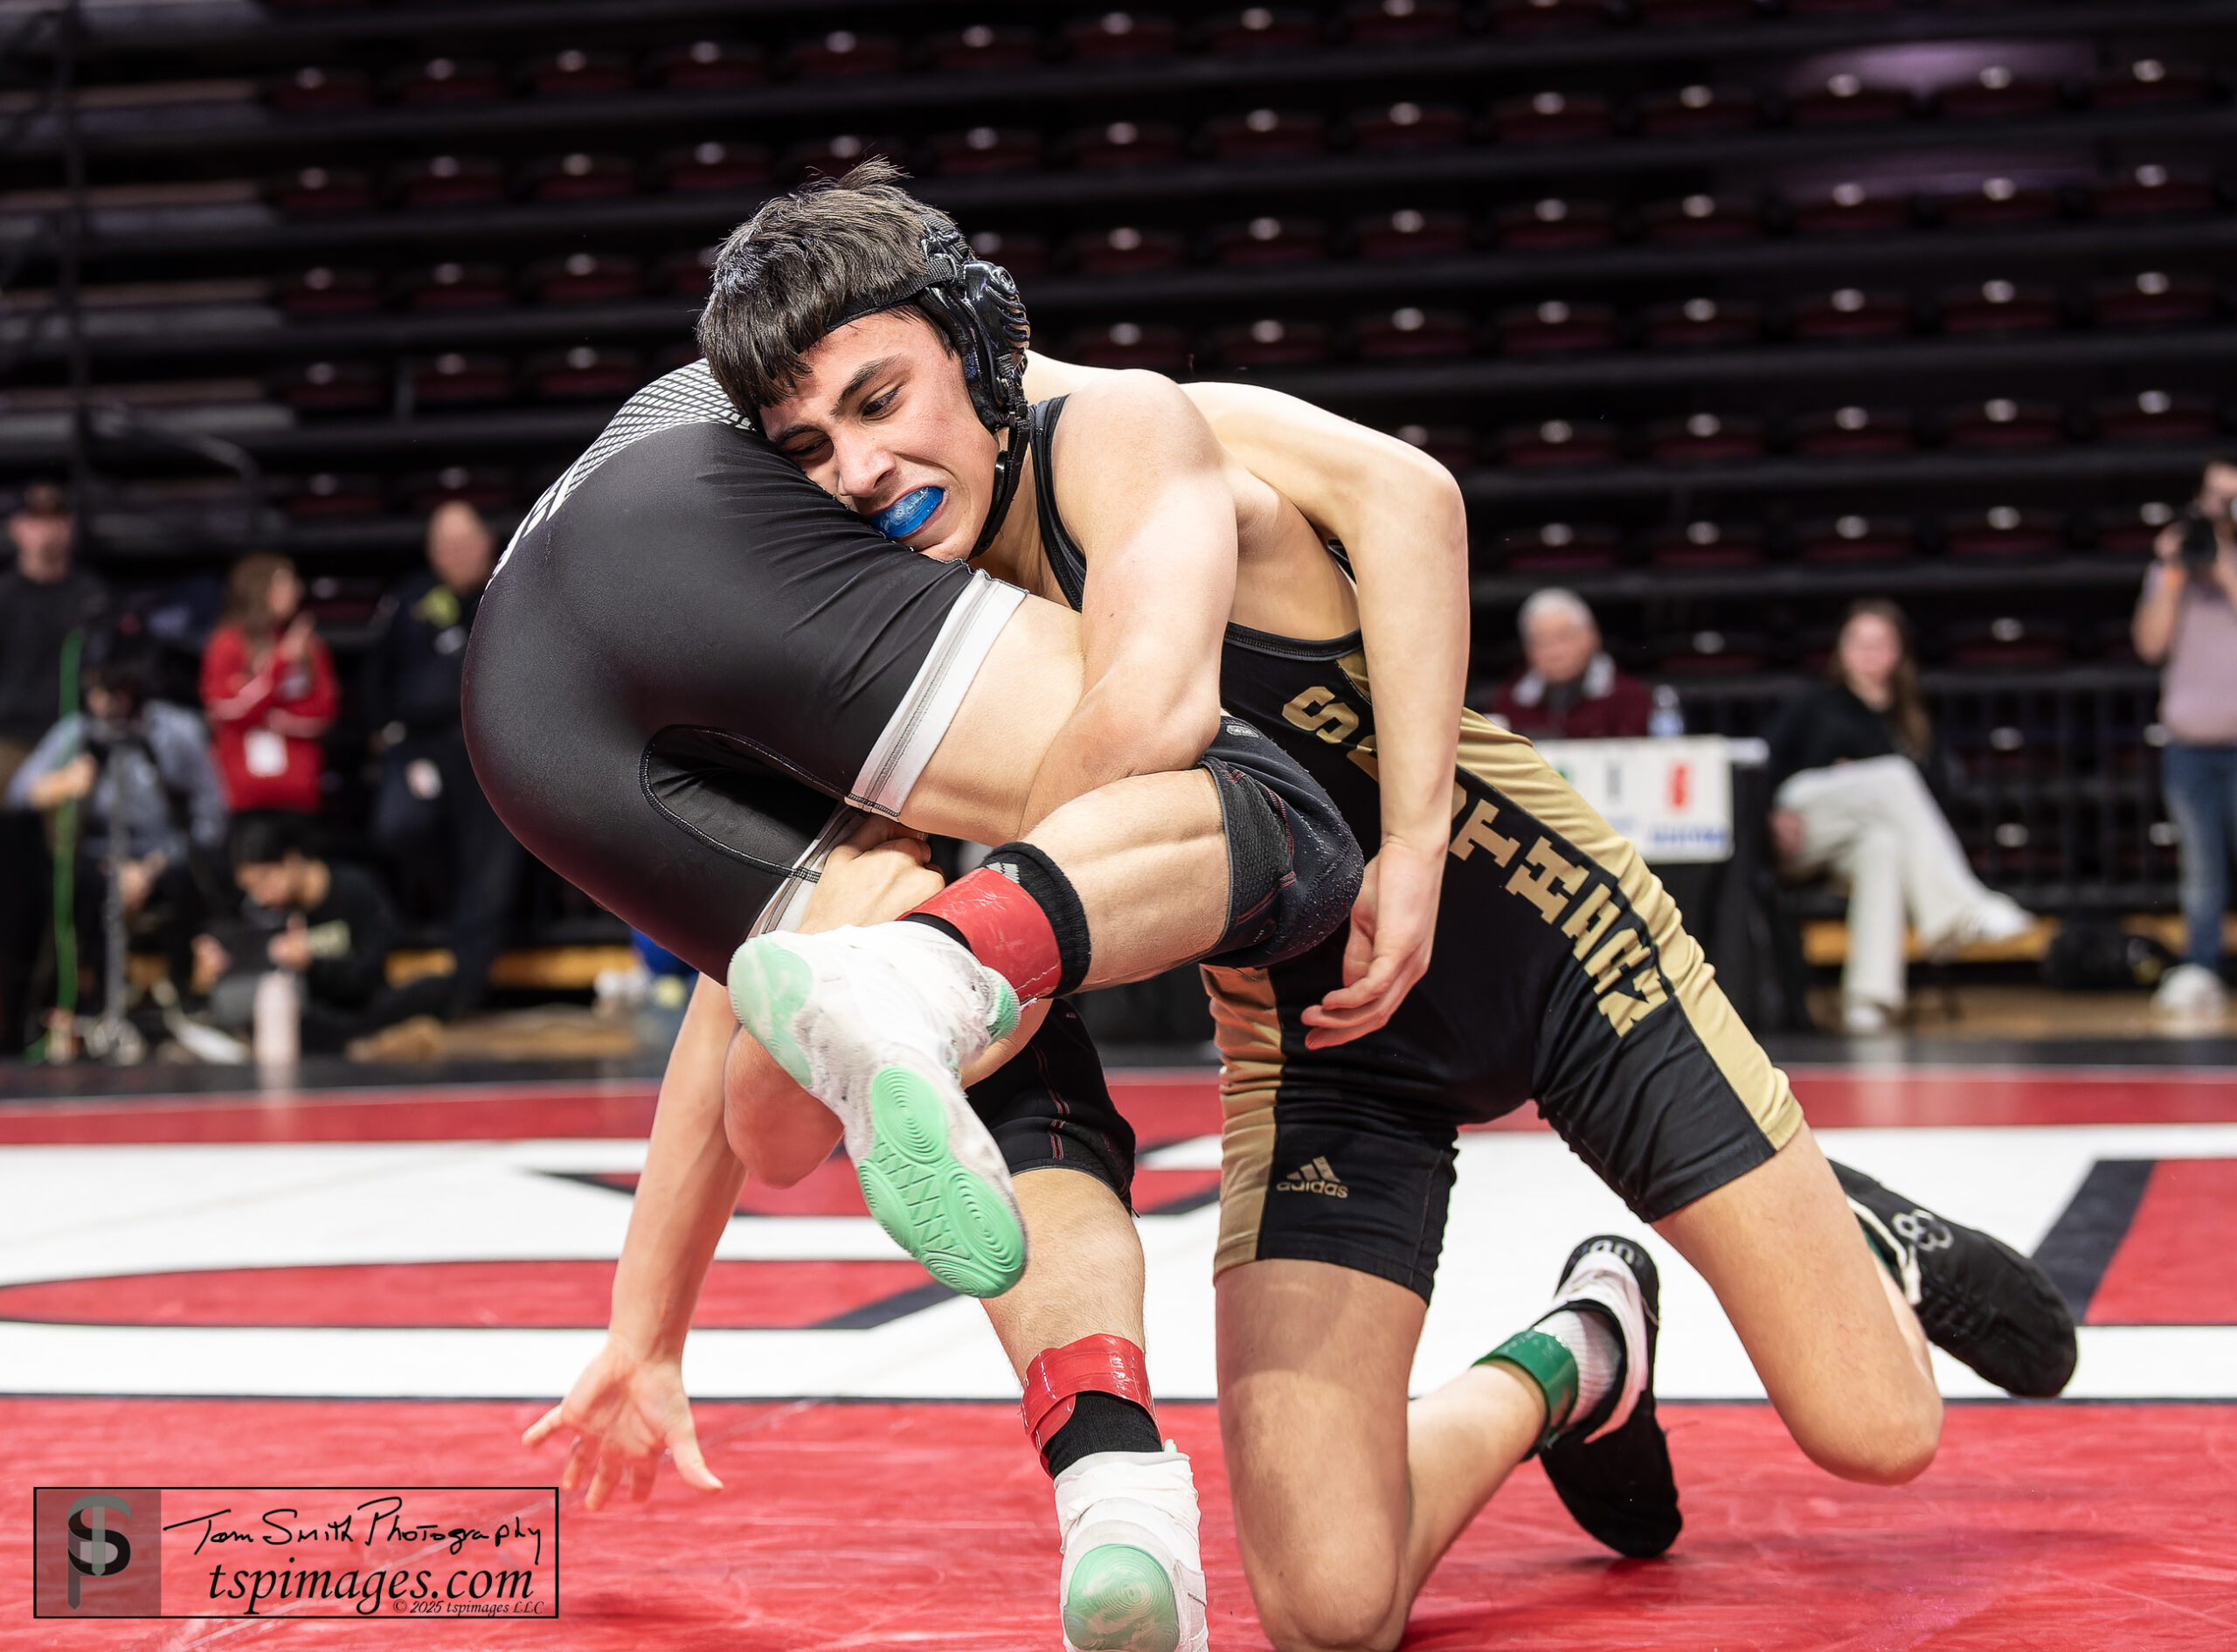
top-left (698, 160), bottom-right (964, 413)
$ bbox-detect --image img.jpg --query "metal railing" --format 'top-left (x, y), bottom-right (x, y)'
top-left (1672, 667), bottom-right (2177, 912)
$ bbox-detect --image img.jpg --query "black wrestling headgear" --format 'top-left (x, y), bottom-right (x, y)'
top-left (827, 217), bottom-right (1032, 556)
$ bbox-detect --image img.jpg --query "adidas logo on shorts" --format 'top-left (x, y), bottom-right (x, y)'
top-left (1275, 1156), bottom-right (1349, 1198)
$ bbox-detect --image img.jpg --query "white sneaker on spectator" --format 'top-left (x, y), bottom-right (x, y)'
top-left (2151, 963), bottom-right (2227, 1018)
top-left (1841, 1000), bottom-right (1894, 1035)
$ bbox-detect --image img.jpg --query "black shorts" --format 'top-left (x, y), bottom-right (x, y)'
top-left (467, 363), bottom-right (1360, 983)
top-left (1205, 634), bottom-right (1805, 1303)
top-left (971, 999), bottom-right (1137, 1208)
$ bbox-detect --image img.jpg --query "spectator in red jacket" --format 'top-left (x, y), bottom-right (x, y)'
top-left (1488, 588), bottom-right (1656, 739)
top-left (199, 552), bottom-right (337, 816)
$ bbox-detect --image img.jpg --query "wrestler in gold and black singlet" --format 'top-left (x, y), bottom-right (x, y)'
top-left (1019, 396), bottom-right (1804, 1302)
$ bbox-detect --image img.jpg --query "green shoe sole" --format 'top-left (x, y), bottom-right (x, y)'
top-left (726, 937), bottom-right (814, 1088)
top-left (857, 1065), bottom-right (1026, 1299)
top-left (1063, 1544), bottom-right (1180, 1652)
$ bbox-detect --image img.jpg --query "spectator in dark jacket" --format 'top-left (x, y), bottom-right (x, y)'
top-left (195, 812), bottom-right (453, 1055)
top-left (1763, 599), bottom-right (2032, 1033)
top-left (1488, 588), bottom-right (1657, 738)
top-left (0, 484), bottom-right (107, 1050)
top-left (361, 501), bottom-right (521, 1014)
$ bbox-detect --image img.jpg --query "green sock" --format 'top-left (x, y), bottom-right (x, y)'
top-left (1478, 1327), bottom-right (1578, 1455)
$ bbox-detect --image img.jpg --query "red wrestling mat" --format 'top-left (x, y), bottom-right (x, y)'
top-left (6, 1397), bottom-right (2233, 1649)
top-left (2087, 1158), bottom-right (2237, 1326)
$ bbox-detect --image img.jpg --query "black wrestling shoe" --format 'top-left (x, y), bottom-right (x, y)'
top-left (1831, 1160), bottom-right (2077, 1399)
top-left (1538, 1235), bottom-right (1682, 1559)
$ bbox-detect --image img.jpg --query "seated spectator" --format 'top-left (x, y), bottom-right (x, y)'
top-left (201, 552), bottom-right (338, 816)
top-left (2133, 455), bottom-right (2237, 1016)
top-left (0, 483), bottom-right (108, 1051)
top-left (1765, 599), bottom-right (2033, 1033)
top-left (363, 501), bottom-right (522, 1016)
top-left (193, 812), bottom-right (452, 1055)
top-left (3, 629), bottom-right (227, 1016)
top-left (1488, 588), bottom-right (1655, 737)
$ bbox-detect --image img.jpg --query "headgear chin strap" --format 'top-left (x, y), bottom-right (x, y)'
top-left (826, 216), bottom-right (1032, 556)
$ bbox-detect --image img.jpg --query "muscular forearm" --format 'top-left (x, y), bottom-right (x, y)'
top-left (608, 973), bottom-right (746, 1363)
top-left (1187, 383), bottom-right (1467, 850)
top-left (1020, 679), bottom-right (1215, 833)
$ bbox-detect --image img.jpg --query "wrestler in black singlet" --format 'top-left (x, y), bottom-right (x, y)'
top-left (1019, 396), bottom-right (1804, 1300)
top-left (464, 363), bottom-right (1361, 1206)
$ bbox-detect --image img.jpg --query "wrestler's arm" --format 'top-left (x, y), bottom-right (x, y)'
top-left (1173, 381), bottom-right (1467, 1045)
top-left (1025, 354), bottom-right (1468, 1044)
top-left (1015, 371), bottom-right (1236, 831)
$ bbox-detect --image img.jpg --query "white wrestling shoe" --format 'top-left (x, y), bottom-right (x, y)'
top-left (727, 922), bottom-right (1026, 1297)
top-left (1054, 1448), bottom-right (1209, 1652)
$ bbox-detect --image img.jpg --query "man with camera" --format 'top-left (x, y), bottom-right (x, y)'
top-left (2134, 458), bottom-right (2237, 1016)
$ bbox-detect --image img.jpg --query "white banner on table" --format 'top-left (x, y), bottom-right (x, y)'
top-left (1531, 736), bottom-right (1735, 864)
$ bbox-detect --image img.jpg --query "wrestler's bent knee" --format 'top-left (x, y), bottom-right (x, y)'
top-left (1195, 716), bottom-right (1363, 970)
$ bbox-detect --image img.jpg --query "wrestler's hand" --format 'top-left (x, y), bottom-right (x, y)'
top-left (521, 1335), bottom-right (721, 1510)
top-left (1300, 837), bottom-right (1442, 1049)
top-left (802, 815), bottom-right (946, 933)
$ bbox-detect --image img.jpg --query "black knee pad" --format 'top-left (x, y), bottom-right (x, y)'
top-left (968, 999), bottom-right (1137, 1208)
top-left (1196, 715), bottom-right (1363, 970)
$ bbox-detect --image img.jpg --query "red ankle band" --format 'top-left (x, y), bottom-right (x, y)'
top-left (1021, 1334), bottom-right (1153, 1453)
top-left (907, 866), bottom-right (1063, 1000)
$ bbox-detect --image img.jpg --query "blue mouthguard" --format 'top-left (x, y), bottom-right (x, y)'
top-left (872, 486), bottom-right (944, 540)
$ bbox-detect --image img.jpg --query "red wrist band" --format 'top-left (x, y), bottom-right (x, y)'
top-left (907, 866), bottom-right (1063, 1000)
top-left (1020, 1333), bottom-right (1153, 1453)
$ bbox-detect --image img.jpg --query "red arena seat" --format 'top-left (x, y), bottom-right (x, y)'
top-left (1788, 71), bottom-right (1915, 127)
top-left (2095, 164), bottom-right (2220, 219)
top-left (1789, 180), bottom-right (1911, 233)
top-left (1647, 519), bottom-right (1764, 568)
top-left (1792, 404), bottom-right (1915, 456)
top-left (526, 252), bottom-right (642, 303)
top-left (413, 351), bottom-right (514, 406)
top-left (387, 57), bottom-right (505, 104)
top-left (528, 346), bottom-right (645, 399)
top-left (269, 165), bottom-right (375, 213)
top-left (648, 40), bottom-right (767, 88)
top-left (1354, 306), bottom-right (1474, 358)
top-left (276, 265), bottom-right (378, 313)
top-left (1498, 418), bottom-right (1621, 466)
top-left (1790, 286), bottom-right (1911, 341)
top-left (1067, 321), bottom-right (1190, 370)
top-left (1206, 108), bottom-right (1326, 162)
top-left (1489, 0), bottom-right (1614, 31)
top-left (787, 31), bottom-right (903, 78)
top-left (1354, 207), bottom-right (1472, 258)
top-left (1068, 226), bottom-right (1187, 273)
top-left (392, 155), bottom-right (506, 208)
top-left (2093, 57), bottom-right (2214, 109)
top-left (927, 25), bottom-right (1041, 73)
top-left (522, 152), bottom-right (637, 201)
top-left (523, 49), bottom-right (635, 97)
top-left (784, 135), bottom-right (909, 182)
top-left (399, 466), bottom-right (514, 510)
top-left (1641, 296), bottom-right (1762, 348)
top-left (657, 141), bottom-right (773, 192)
top-left (1351, 100), bottom-right (1471, 150)
top-left (966, 230), bottom-right (1049, 276)
top-left (1797, 514), bottom-right (1914, 563)
top-left (1497, 522), bottom-right (1622, 570)
top-left (1936, 62), bottom-right (2061, 120)
top-left (1647, 411), bottom-right (1766, 462)
top-left (1345, 0), bottom-right (1466, 43)
top-left (395, 260), bottom-right (511, 308)
top-left (2095, 501), bottom-right (2178, 556)
top-left (1203, 8), bottom-right (1319, 53)
top-left (2094, 390), bottom-right (2220, 444)
top-left (2090, 270), bottom-right (2218, 328)
top-left (1392, 423), bottom-right (1478, 470)
top-left (275, 471), bottom-right (382, 515)
top-left (1640, 192), bottom-right (1760, 242)
top-left (1492, 89), bottom-right (1613, 142)
top-left (1067, 120), bottom-right (1188, 169)
top-left (1942, 396), bottom-right (2064, 448)
top-left (1637, 82), bottom-right (1758, 135)
top-left (1495, 298), bottom-right (1618, 352)
top-left (1938, 279), bottom-right (2062, 335)
top-left (1063, 12), bottom-right (1178, 60)
top-left (1210, 317), bottom-right (1333, 367)
top-left (1495, 196), bottom-right (1615, 249)
top-left (1210, 216), bottom-right (1328, 264)
top-left (1944, 506), bottom-right (2067, 559)
top-left (928, 128), bottom-right (1044, 176)
top-left (656, 246), bottom-right (720, 297)
top-left (1939, 174), bottom-right (2062, 227)
top-left (268, 65), bottom-right (371, 113)
top-left (269, 359), bottom-right (384, 412)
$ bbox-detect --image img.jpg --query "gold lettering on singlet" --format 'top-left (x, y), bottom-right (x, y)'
top-left (1449, 798), bottom-right (1520, 865)
top-left (1561, 885), bottom-right (1621, 959)
top-left (1507, 838), bottom-right (1583, 923)
top-left (1282, 686), bottom-right (1360, 744)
